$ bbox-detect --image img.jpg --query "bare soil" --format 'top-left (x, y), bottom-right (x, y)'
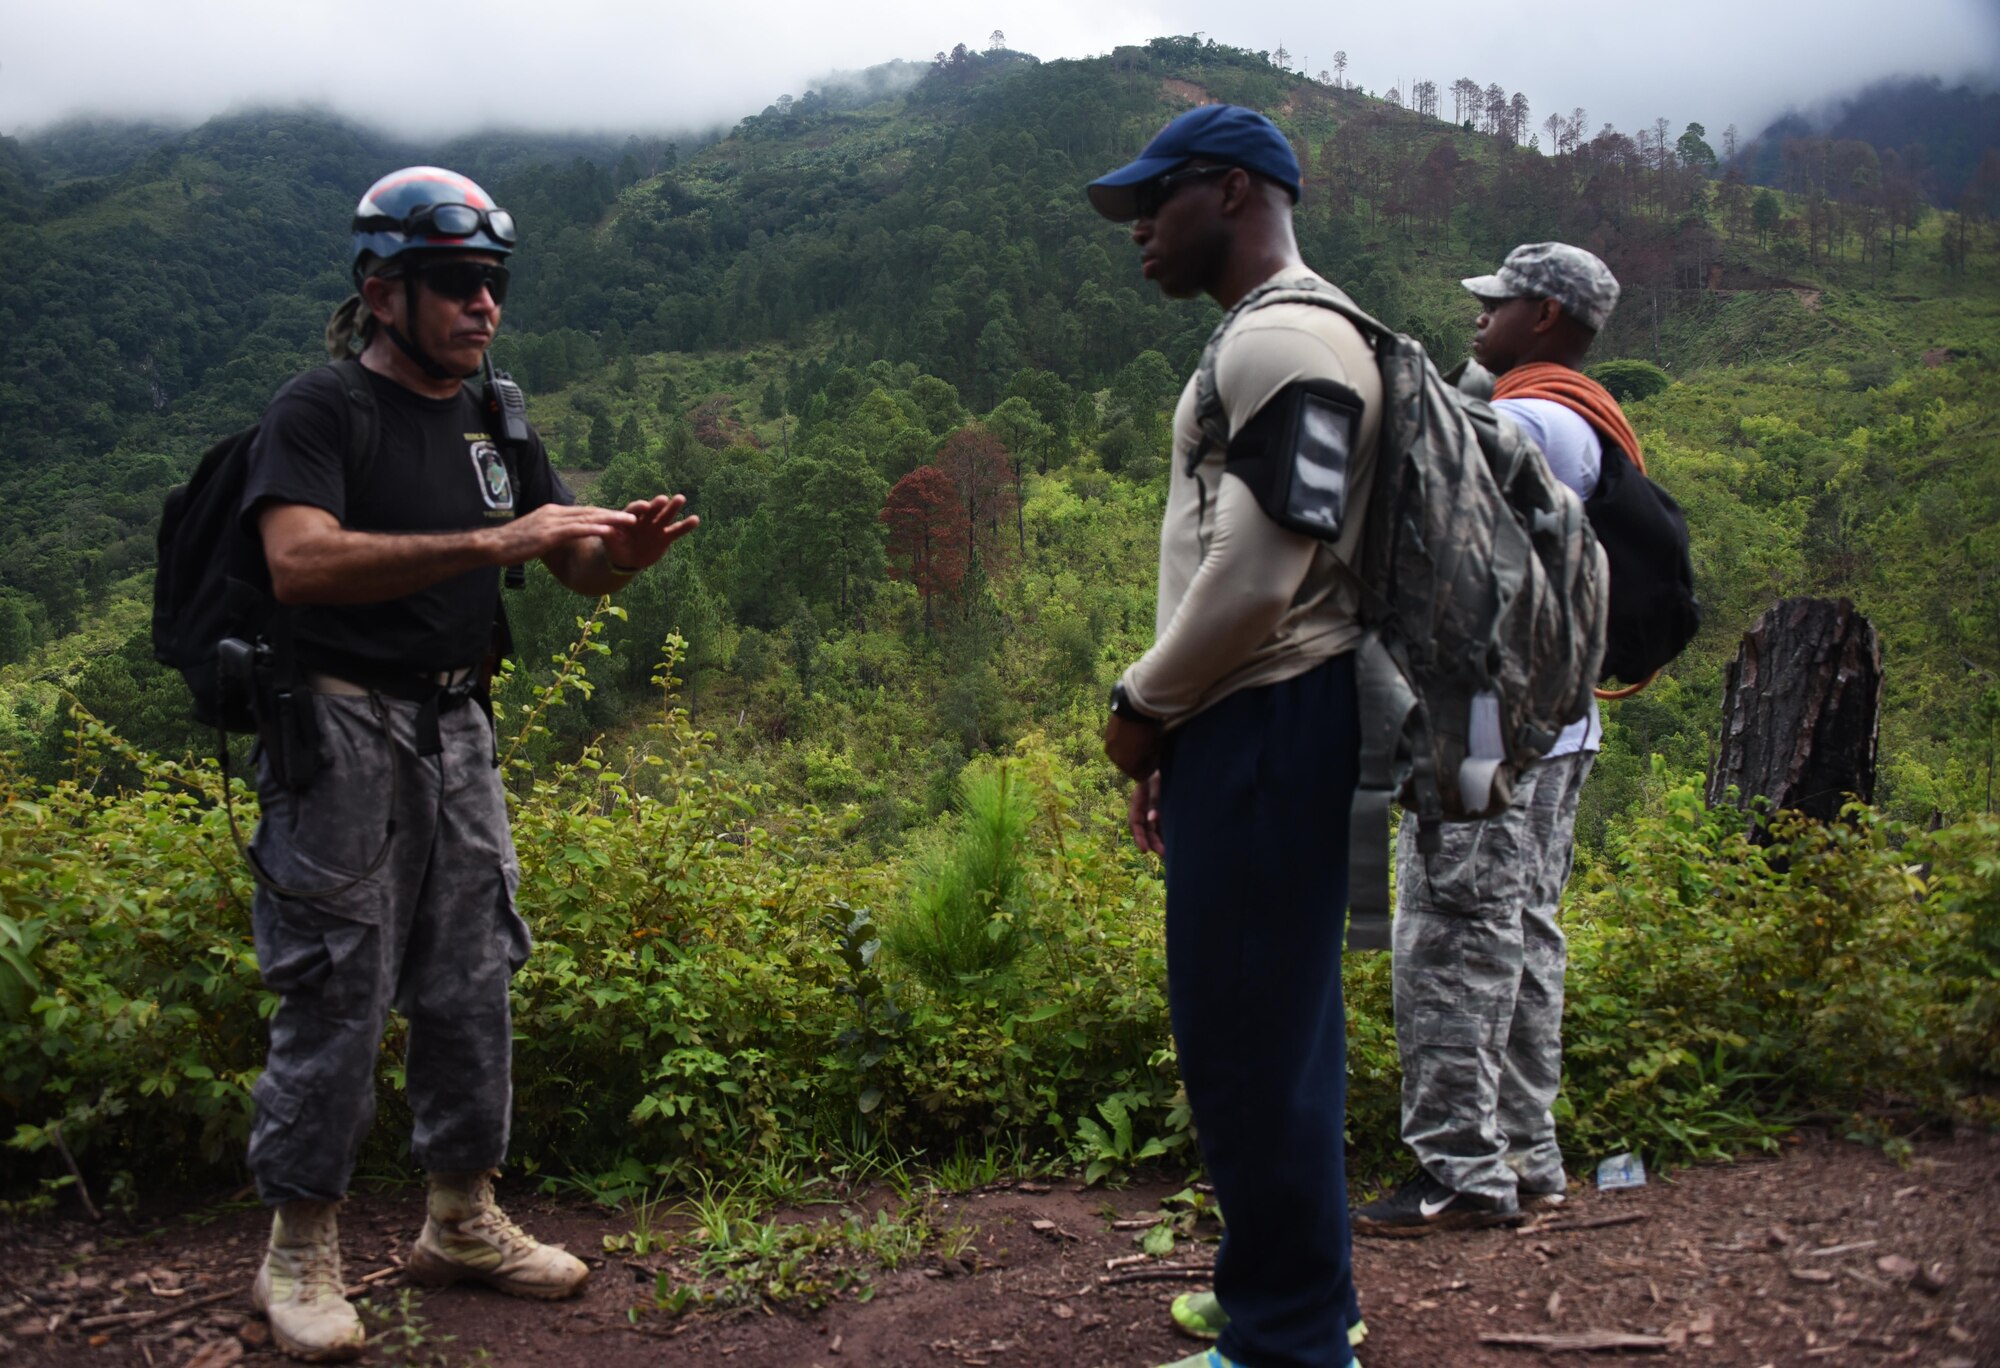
top-left (3, 1130), bottom-right (1995, 1368)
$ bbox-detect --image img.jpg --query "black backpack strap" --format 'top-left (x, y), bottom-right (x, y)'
top-left (331, 358), bottom-right (378, 468)
top-left (478, 357), bottom-right (533, 591)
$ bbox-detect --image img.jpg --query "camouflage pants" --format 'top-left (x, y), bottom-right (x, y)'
top-left (246, 689), bottom-right (531, 1206)
top-left (1391, 750), bottom-right (1593, 1203)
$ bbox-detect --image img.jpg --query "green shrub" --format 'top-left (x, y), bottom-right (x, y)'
top-left (0, 631), bottom-right (1176, 1195)
top-left (1556, 774), bottom-right (2000, 1163)
top-left (1, 721), bottom-right (271, 1189)
top-left (1588, 358), bottom-right (1672, 402)
top-left (4, 617), bottom-right (1995, 1199)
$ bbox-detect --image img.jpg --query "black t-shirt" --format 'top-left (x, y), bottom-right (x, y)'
top-left (240, 365), bottom-right (572, 674)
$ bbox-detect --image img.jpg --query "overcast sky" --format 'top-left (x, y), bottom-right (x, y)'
top-left (3, 0), bottom-right (1996, 147)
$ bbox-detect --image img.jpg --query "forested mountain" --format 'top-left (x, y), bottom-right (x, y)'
top-left (2, 35), bottom-right (1997, 841)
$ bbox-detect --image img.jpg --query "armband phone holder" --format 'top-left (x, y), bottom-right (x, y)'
top-left (1225, 379), bottom-right (1365, 541)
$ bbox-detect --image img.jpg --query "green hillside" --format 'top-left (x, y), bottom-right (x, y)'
top-left (1, 38), bottom-right (1997, 1199)
top-left (4, 36), bottom-right (1995, 830)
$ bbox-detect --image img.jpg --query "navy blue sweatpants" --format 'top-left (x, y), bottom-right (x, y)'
top-left (1160, 653), bottom-right (1360, 1368)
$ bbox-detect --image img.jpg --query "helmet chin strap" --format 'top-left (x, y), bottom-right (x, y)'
top-left (384, 274), bottom-right (477, 382)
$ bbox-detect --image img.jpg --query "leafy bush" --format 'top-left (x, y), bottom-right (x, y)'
top-left (1587, 358), bottom-right (1673, 402)
top-left (3, 618), bottom-right (1996, 1199)
top-left (1556, 772), bottom-right (2000, 1162)
top-left (1, 722), bottom-right (272, 1188)
top-left (0, 630), bottom-right (1175, 1195)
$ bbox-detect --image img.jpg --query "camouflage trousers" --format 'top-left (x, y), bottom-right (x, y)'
top-left (246, 688), bottom-right (531, 1206)
top-left (1391, 750), bottom-right (1594, 1203)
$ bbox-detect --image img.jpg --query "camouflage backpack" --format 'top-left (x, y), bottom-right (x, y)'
top-left (1191, 278), bottom-right (1608, 949)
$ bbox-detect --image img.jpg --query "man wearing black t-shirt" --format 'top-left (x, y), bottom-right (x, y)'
top-left (238, 167), bottom-right (697, 1363)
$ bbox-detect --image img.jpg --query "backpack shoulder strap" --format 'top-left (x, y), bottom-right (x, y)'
top-left (1188, 277), bottom-right (1388, 473)
top-left (1345, 631), bottom-right (1421, 950)
top-left (329, 357), bottom-right (378, 468)
top-left (475, 360), bottom-right (535, 591)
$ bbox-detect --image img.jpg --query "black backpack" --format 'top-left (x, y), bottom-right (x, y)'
top-left (1586, 441), bottom-right (1701, 688)
top-left (151, 358), bottom-right (377, 730)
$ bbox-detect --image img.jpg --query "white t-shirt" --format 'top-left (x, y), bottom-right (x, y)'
top-left (1495, 396), bottom-right (1603, 756)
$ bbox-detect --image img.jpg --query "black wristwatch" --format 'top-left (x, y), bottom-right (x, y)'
top-left (1109, 681), bottom-right (1159, 725)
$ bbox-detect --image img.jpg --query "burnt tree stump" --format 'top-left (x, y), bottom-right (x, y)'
top-left (1707, 597), bottom-right (1883, 825)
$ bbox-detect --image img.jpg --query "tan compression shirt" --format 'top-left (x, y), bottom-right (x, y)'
top-left (1120, 267), bottom-right (1383, 726)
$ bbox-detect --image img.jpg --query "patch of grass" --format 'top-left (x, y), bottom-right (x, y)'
top-left (601, 1180), bottom-right (677, 1257)
top-left (643, 1190), bottom-right (983, 1320)
top-left (745, 1154), bottom-right (833, 1208)
top-left (926, 1134), bottom-right (1044, 1193)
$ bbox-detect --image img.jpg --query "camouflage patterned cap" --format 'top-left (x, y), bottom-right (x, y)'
top-left (1461, 242), bottom-right (1620, 332)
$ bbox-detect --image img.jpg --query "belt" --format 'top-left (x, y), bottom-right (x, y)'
top-left (305, 668), bottom-right (483, 757)
top-left (306, 668), bottom-right (475, 697)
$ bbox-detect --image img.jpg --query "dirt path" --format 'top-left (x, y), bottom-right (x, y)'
top-left (4, 1131), bottom-right (1994, 1367)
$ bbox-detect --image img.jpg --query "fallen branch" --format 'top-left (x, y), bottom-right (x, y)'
top-left (343, 1266), bottom-right (404, 1298)
top-left (1097, 1268), bottom-right (1213, 1288)
top-left (1806, 1240), bottom-right (1878, 1258)
top-left (1517, 1212), bottom-right (1649, 1236)
top-left (1479, 1331), bottom-right (1671, 1352)
top-left (86, 1288), bottom-right (236, 1334)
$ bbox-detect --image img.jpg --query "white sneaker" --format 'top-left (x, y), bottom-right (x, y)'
top-left (251, 1200), bottom-right (365, 1362)
top-left (406, 1170), bottom-right (589, 1300)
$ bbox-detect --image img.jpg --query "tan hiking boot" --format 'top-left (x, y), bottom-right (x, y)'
top-left (251, 1200), bottom-right (365, 1362)
top-left (406, 1170), bottom-right (589, 1299)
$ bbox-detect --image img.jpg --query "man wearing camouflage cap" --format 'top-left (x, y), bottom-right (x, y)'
top-left (1356, 242), bottom-right (1630, 1236)
top-left (1463, 240), bottom-right (1621, 331)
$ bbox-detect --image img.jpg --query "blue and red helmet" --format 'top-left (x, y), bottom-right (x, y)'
top-left (349, 166), bottom-right (516, 285)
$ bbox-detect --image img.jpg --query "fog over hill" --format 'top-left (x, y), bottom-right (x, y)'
top-left (2, 0), bottom-right (1995, 150)
top-left (1743, 75), bottom-right (2000, 201)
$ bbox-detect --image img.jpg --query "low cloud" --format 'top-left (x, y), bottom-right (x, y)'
top-left (2, 0), bottom-right (1994, 143)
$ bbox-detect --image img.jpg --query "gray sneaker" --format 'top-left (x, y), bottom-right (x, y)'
top-left (1519, 1171), bottom-right (1569, 1209)
top-left (1352, 1172), bottom-right (1520, 1237)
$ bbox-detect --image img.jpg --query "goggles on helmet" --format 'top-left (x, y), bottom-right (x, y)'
top-left (353, 202), bottom-right (517, 248)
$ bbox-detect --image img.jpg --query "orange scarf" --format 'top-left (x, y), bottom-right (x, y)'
top-left (1491, 362), bottom-right (1652, 699)
top-left (1491, 362), bottom-right (1645, 475)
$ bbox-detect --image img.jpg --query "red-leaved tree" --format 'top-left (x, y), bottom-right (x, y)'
top-left (935, 424), bottom-right (1018, 577)
top-left (881, 465), bottom-right (967, 629)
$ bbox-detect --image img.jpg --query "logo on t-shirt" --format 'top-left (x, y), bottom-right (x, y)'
top-left (469, 439), bottom-right (514, 512)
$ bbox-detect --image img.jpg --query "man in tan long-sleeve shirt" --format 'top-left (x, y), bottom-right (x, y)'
top-left (1092, 104), bottom-right (1378, 1368)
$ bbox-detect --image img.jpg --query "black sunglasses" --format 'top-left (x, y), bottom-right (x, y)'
top-left (1132, 164), bottom-right (1233, 220)
top-left (354, 202), bottom-right (518, 247)
top-left (404, 259), bottom-right (511, 306)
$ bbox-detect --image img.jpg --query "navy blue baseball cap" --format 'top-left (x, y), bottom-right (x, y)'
top-left (1087, 103), bottom-right (1302, 222)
